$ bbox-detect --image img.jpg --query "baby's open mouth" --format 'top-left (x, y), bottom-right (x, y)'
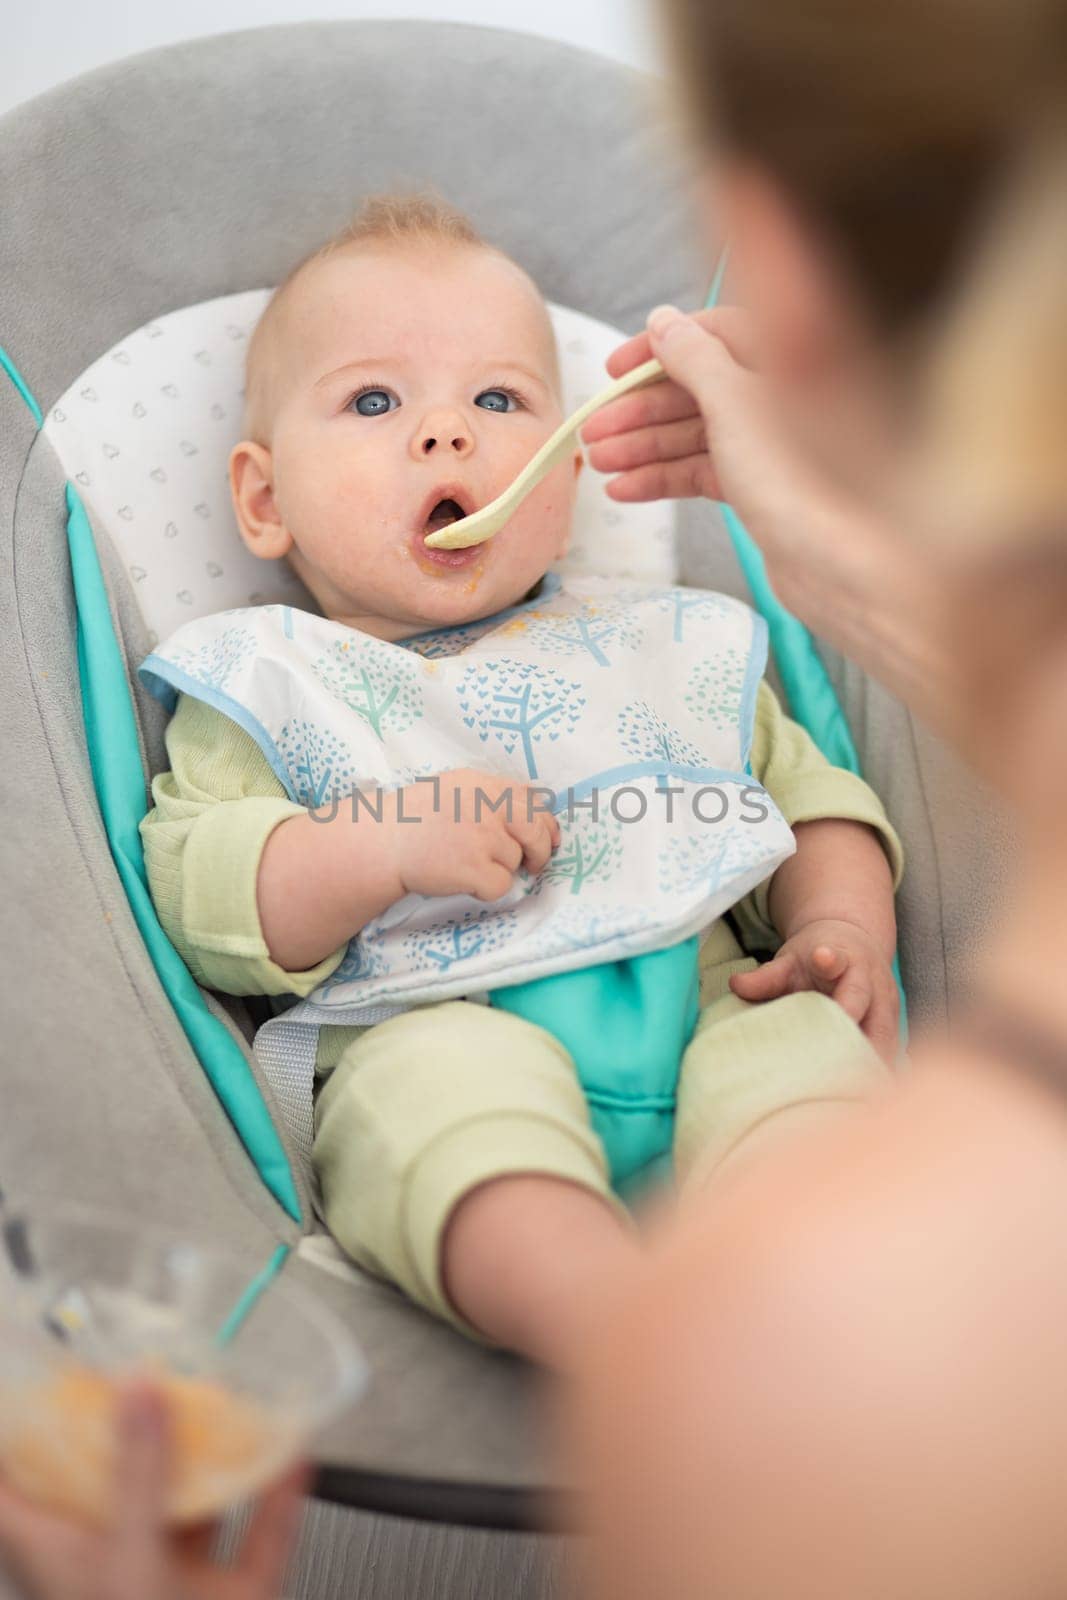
top-left (412, 486), bottom-right (481, 569)
top-left (424, 498), bottom-right (465, 536)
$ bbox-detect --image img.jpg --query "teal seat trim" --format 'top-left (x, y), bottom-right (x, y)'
top-left (0, 345), bottom-right (43, 427)
top-left (1, 343), bottom-right (303, 1223)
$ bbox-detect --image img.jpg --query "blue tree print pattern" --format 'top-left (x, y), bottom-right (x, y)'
top-left (317, 937), bottom-right (386, 999)
top-left (168, 626), bottom-right (256, 694)
top-left (313, 639), bottom-right (424, 738)
top-left (533, 815), bottom-right (625, 896)
top-left (526, 901), bottom-right (655, 960)
top-left (657, 827), bottom-right (768, 899)
top-left (404, 907), bottom-right (520, 975)
top-left (685, 649), bottom-right (747, 735)
top-left (394, 758), bottom-right (443, 786)
top-left (457, 660), bottom-right (585, 780)
top-left (277, 718), bottom-right (358, 808)
top-left (644, 587), bottom-right (733, 644)
top-left (617, 699), bottom-right (706, 785)
top-left (402, 617), bottom-right (497, 659)
top-left (220, 604), bottom-right (290, 628)
top-left (516, 606), bottom-right (644, 667)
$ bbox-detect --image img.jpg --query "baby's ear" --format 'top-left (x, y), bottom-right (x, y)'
top-left (229, 440), bottom-right (293, 560)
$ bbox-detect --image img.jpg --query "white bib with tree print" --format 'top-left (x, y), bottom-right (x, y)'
top-left (139, 570), bottom-right (796, 1055)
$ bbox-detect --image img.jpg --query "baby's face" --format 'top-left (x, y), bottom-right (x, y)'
top-left (234, 244), bottom-right (580, 640)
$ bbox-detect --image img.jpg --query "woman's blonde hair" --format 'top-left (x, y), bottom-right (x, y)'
top-left (660, 0), bottom-right (1067, 538)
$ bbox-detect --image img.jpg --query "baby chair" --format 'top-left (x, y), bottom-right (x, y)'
top-left (0, 17), bottom-right (1011, 1541)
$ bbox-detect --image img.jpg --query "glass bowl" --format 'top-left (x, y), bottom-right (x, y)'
top-left (0, 1202), bottom-right (367, 1527)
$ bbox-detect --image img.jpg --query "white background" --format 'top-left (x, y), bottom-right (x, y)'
top-left (3, 0), bottom-right (665, 117)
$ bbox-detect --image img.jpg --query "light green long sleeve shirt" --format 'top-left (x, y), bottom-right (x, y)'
top-left (140, 680), bottom-right (904, 1073)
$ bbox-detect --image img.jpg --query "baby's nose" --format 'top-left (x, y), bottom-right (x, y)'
top-left (415, 410), bottom-right (474, 458)
top-left (420, 429), bottom-right (473, 456)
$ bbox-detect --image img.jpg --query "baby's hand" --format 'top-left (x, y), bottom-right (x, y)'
top-left (729, 918), bottom-right (899, 1063)
top-left (387, 768), bottom-right (560, 903)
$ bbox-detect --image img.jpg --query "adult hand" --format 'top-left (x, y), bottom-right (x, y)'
top-left (582, 305), bottom-right (780, 509)
top-left (0, 1380), bottom-right (308, 1600)
top-left (583, 306), bottom-right (961, 736)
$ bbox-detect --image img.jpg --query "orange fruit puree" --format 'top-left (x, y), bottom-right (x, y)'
top-left (0, 1361), bottom-right (297, 1527)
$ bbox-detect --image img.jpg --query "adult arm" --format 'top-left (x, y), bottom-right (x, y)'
top-left (569, 1042), bottom-right (1067, 1599)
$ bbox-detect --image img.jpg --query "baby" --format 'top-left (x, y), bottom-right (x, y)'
top-left (139, 193), bottom-right (903, 1369)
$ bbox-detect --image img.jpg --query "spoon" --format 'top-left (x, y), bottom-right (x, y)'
top-left (423, 355), bottom-right (667, 550)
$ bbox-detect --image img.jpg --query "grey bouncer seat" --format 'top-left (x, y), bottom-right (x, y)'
top-left (0, 18), bottom-right (1010, 1535)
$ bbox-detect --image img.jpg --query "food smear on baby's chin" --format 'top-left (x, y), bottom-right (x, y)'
top-left (410, 530), bottom-right (487, 579)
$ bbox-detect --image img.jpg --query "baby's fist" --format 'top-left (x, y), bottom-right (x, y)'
top-left (729, 918), bottom-right (899, 1063)
top-left (387, 769), bottom-right (560, 903)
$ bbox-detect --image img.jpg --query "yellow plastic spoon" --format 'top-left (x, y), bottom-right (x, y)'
top-left (423, 355), bottom-right (667, 550)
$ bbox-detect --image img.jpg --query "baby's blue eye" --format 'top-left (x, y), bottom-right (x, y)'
top-left (475, 389), bottom-right (517, 413)
top-left (351, 389), bottom-right (398, 416)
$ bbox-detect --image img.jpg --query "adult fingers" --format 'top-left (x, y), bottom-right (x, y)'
top-left (0, 1477), bottom-right (48, 1554)
top-left (643, 307), bottom-right (743, 426)
top-left (580, 378), bottom-right (700, 447)
top-left (604, 306), bottom-right (762, 381)
top-left (172, 1518), bottom-right (219, 1565)
top-left (603, 454), bottom-right (721, 505)
top-left (585, 415), bottom-right (709, 478)
top-left (0, 1477), bottom-right (84, 1598)
top-left (108, 1380), bottom-right (171, 1600)
top-left (232, 1461), bottom-right (311, 1592)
